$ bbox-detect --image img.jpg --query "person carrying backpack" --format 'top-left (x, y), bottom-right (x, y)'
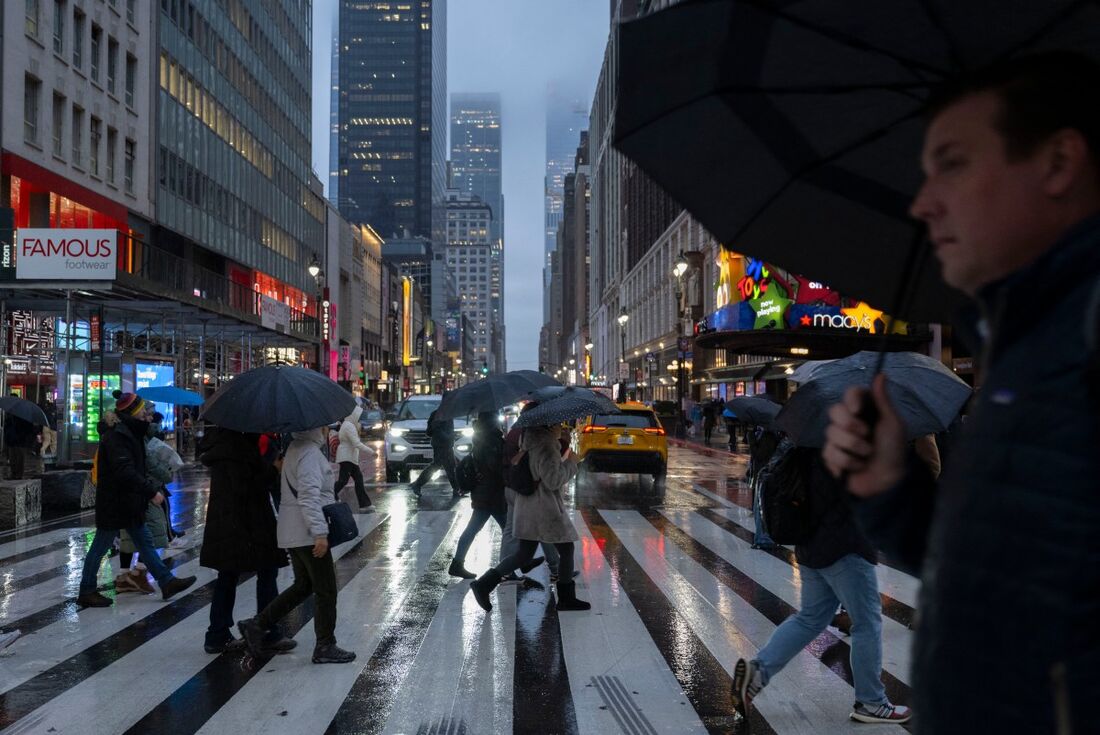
top-left (448, 412), bottom-right (508, 579)
top-left (469, 420), bottom-right (589, 612)
top-left (732, 449), bottom-right (910, 725)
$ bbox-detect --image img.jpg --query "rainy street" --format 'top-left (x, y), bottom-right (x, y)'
top-left (0, 440), bottom-right (917, 734)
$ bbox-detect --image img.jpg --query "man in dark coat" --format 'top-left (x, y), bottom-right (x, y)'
top-left (77, 392), bottom-right (197, 608)
top-left (732, 451), bottom-right (910, 724)
top-left (198, 428), bottom-right (295, 654)
top-left (447, 412), bottom-right (507, 579)
top-left (823, 53), bottom-right (1100, 733)
top-left (4, 398), bottom-right (38, 479)
top-left (409, 408), bottom-right (460, 498)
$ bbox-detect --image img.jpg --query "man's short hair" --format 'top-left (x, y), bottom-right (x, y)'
top-left (927, 51), bottom-right (1100, 170)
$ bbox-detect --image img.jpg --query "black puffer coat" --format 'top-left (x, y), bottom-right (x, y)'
top-left (857, 214), bottom-right (1100, 734)
top-left (95, 416), bottom-right (160, 530)
top-left (469, 422), bottom-right (505, 514)
top-left (794, 450), bottom-right (876, 570)
top-left (198, 428), bottom-right (288, 572)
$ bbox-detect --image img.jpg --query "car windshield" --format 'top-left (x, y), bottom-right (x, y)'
top-left (364, 411), bottom-right (383, 422)
top-left (396, 400), bottom-right (441, 420)
top-left (594, 410), bottom-right (657, 429)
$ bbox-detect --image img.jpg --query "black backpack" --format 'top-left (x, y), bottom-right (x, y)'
top-left (456, 454), bottom-right (479, 495)
top-left (761, 447), bottom-right (816, 545)
top-left (504, 449), bottom-right (539, 496)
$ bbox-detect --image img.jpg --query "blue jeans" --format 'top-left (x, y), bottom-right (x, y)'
top-left (753, 553), bottom-right (886, 706)
top-left (80, 525), bottom-right (174, 594)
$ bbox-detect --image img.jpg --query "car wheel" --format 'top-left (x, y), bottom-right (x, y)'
top-left (386, 467), bottom-right (400, 483)
top-left (399, 467), bottom-right (411, 482)
top-left (652, 464), bottom-right (667, 487)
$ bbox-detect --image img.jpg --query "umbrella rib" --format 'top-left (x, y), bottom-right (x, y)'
top-left (992, 0), bottom-right (1095, 66)
top-left (735, 0), bottom-right (950, 80)
top-left (914, 0), bottom-right (964, 70)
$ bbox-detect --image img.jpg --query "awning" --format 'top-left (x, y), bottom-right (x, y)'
top-left (694, 327), bottom-right (927, 360)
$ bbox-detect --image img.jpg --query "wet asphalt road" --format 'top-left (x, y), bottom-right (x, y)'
top-left (0, 442), bottom-right (918, 734)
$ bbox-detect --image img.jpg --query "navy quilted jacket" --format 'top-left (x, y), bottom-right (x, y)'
top-left (858, 213), bottom-right (1100, 734)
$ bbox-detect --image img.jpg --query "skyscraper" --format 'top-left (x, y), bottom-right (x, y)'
top-left (544, 88), bottom-right (589, 322)
top-left (334, 0), bottom-right (447, 245)
top-left (450, 93), bottom-right (505, 371)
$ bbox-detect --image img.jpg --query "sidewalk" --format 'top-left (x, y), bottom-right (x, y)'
top-left (667, 431), bottom-right (750, 461)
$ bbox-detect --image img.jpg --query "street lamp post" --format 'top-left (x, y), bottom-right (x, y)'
top-left (308, 255), bottom-right (326, 374)
top-left (617, 308), bottom-right (629, 401)
top-left (426, 338), bottom-right (434, 393)
top-left (673, 252), bottom-right (689, 438)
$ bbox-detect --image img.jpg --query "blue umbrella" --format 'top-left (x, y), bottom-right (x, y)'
top-left (775, 351), bottom-right (971, 447)
top-left (137, 386), bottom-right (204, 406)
top-left (201, 366), bottom-right (355, 433)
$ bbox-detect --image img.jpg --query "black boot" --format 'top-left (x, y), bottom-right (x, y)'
top-left (555, 581), bottom-right (591, 611)
top-left (519, 556), bottom-right (545, 574)
top-left (448, 558), bottom-right (476, 579)
top-left (470, 569), bottom-right (503, 612)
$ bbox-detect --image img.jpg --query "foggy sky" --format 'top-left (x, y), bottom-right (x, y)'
top-left (311, 0), bottom-right (611, 370)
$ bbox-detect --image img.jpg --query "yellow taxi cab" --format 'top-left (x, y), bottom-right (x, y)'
top-left (575, 401), bottom-right (668, 482)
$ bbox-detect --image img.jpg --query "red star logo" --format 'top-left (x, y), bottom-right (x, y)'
top-left (800, 314), bottom-right (812, 326)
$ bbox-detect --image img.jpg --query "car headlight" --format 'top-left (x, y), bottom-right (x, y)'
top-left (388, 427), bottom-right (407, 437)
top-left (371, 423), bottom-right (384, 429)
top-left (455, 444), bottom-right (471, 452)
top-left (389, 444), bottom-right (408, 452)
top-left (460, 427), bottom-right (475, 437)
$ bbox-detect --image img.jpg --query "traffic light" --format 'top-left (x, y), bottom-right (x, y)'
top-left (358, 368), bottom-right (365, 385)
top-left (480, 363), bottom-right (489, 376)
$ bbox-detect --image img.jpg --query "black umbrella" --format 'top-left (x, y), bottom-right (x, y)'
top-left (515, 386), bottom-right (620, 429)
top-left (614, 0), bottom-right (1100, 322)
top-left (774, 351), bottom-right (971, 447)
top-left (200, 366), bottom-right (356, 433)
top-left (0, 396), bottom-right (48, 426)
top-left (724, 396), bottom-right (781, 427)
top-left (435, 371), bottom-right (561, 421)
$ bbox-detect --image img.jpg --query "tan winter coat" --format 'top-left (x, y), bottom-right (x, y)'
top-left (511, 426), bottom-right (578, 544)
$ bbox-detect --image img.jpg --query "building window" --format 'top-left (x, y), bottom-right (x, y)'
top-left (106, 128), bottom-right (117, 183)
top-left (72, 8), bottom-right (83, 68)
top-left (124, 138), bottom-right (135, 193)
top-left (71, 104), bottom-right (83, 167)
top-left (125, 54), bottom-right (136, 107)
top-left (26, 0), bottom-right (39, 38)
top-left (23, 76), bottom-right (41, 145)
top-left (90, 26), bottom-right (101, 82)
top-left (89, 117), bottom-right (101, 176)
top-left (106, 38), bottom-right (118, 94)
top-left (53, 0), bottom-right (64, 55)
top-left (52, 93), bottom-right (65, 157)
top-left (126, 0), bottom-right (135, 25)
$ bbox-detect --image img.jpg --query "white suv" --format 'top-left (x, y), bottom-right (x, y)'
top-left (384, 395), bottom-right (472, 482)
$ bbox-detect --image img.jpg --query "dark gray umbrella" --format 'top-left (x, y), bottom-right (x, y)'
top-left (775, 351), bottom-right (971, 447)
top-left (725, 396), bottom-right (781, 427)
top-left (515, 386), bottom-right (620, 429)
top-left (435, 371), bottom-right (561, 421)
top-left (200, 366), bottom-right (356, 433)
top-left (0, 397), bottom-right (48, 426)
top-left (614, 0), bottom-right (1100, 322)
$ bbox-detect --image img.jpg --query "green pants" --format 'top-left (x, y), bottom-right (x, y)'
top-left (256, 545), bottom-right (338, 645)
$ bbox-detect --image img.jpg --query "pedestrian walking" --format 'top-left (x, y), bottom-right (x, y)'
top-left (732, 450), bottom-right (910, 724)
top-left (334, 405), bottom-right (376, 512)
top-left (238, 426), bottom-right (356, 664)
top-left (498, 417), bottom-right (561, 583)
top-left (76, 392), bottom-right (196, 607)
top-left (470, 421), bottom-right (589, 612)
top-left (409, 408), bottom-right (460, 498)
top-left (448, 412), bottom-right (508, 579)
top-left (822, 53), bottom-right (1100, 733)
top-left (38, 398), bottom-right (57, 458)
top-left (199, 428), bottom-right (296, 655)
top-left (702, 401), bottom-right (716, 446)
top-left (4, 399), bottom-right (37, 479)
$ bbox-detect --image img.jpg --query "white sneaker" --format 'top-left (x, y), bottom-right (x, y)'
top-left (731, 658), bottom-right (764, 717)
top-left (850, 701), bottom-right (912, 724)
top-left (168, 536), bottom-right (189, 550)
top-left (0, 630), bottom-right (21, 651)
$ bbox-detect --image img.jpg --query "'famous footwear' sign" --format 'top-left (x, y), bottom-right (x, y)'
top-left (16, 229), bottom-right (118, 280)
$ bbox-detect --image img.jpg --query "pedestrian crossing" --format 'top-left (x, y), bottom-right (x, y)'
top-left (0, 447), bottom-right (919, 734)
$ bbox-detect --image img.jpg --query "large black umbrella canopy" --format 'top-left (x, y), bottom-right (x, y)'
top-left (774, 351), bottom-right (971, 447)
top-left (0, 396), bottom-right (49, 426)
top-left (515, 386), bottom-right (620, 429)
top-left (725, 396), bottom-right (781, 427)
top-left (614, 0), bottom-right (1100, 322)
top-left (201, 366), bottom-right (356, 434)
top-left (435, 371), bottom-right (561, 421)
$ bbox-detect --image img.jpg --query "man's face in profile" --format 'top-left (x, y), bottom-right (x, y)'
top-left (910, 92), bottom-right (1056, 296)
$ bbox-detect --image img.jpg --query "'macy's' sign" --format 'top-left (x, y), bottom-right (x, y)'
top-left (16, 229), bottom-right (117, 280)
